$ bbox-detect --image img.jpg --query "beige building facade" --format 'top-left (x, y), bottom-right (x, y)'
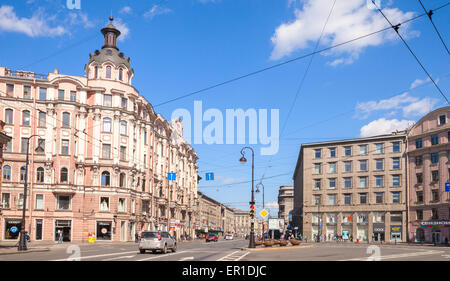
top-left (278, 185), bottom-right (294, 227)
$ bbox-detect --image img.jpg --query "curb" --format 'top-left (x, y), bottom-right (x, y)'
top-left (241, 245), bottom-right (314, 252)
top-left (0, 247), bottom-right (50, 256)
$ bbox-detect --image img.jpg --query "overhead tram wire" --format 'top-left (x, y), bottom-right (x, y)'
top-left (418, 0), bottom-right (450, 55)
top-left (371, 0), bottom-right (450, 104)
top-left (151, 3), bottom-right (450, 109)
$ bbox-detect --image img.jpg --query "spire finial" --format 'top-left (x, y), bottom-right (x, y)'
top-left (109, 9), bottom-right (113, 22)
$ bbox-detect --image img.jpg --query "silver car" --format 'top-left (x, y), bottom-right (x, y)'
top-left (138, 231), bottom-right (177, 254)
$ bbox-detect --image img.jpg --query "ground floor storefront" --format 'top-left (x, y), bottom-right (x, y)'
top-left (410, 221), bottom-right (450, 244)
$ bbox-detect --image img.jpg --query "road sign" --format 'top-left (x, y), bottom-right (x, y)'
top-left (205, 172), bottom-right (214, 181)
top-left (259, 209), bottom-right (269, 218)
top-left (445, 182), bottom-right (450, 192)
top-left (10, 226), bottom-right (18, 233)
top-left (168, 172), bottom-right (176, 181)
top-left (268, 218), bottom-right (285, 230)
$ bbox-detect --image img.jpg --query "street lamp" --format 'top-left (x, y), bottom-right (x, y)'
top-left (239, 147), bottom-right (255, 248)
top-left (18, 134), bottom-right (39, 251)
top-left (256, 182), bottom-right (264, 241)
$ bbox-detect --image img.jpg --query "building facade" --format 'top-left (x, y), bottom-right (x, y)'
top-left (196, 192), bottom-right (224, 237)
top-left (407, 107), bottom-right (450, 244)
top-left (0, 18), bottom-right (198, 243)
top-left (278, 185), bottom-right (294, 227)
top-left (293, 132), bottom-right (408, 242)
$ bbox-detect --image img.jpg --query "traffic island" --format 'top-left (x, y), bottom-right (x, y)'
top-left (241, 244), bottom-right (314, 252)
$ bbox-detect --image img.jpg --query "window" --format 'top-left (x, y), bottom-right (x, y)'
top-left (121, 97), bottom-right (127, 110)
top-left (314, 179), bottom-right (321, 190)
top-left (57, 195), bottom-right (71, 210)
top-left (94, 66), bottom-right (98, 78)
top-left (17, 193), bottom-right (24, 209)
top-left (344, 146), bottom-right (351, 156)
top-left (6, 84), bottom-right (14, 96)
top-left (58, 90), bottom-right (65, 100)
top-left (375, 159), bottom-right (383, 170)
top-left (142, 200), bottom-right (149, 213)
top-left (119, 173), bottom-right (126, 188)
top-left (416, 173), bottom-right (423, 184)
top-left (329, 162), bottom-right (336, 174)
top-left (432, 209), bottom-right (438, 219)
top-left (39, 88), bottom-right (46, 100)
top-left (103, 118), bottom-right (112, 132)
top-left (106, 66), bottom-right (111, 78)
top-left (431, 153), bottom-right (439, 164)
top-left (35, 194), bottom-right (44, 210)
top-left (103, 94), bottom-right (112, 107)
top-left (439, 115), bottom-right (446, 125)
top-left (36, 167), bottom-right (44, 183)
top-left (375, 143), bottom-right (383, 154)
top-left (119, 69), bottom-right (123, 81)
top-left (392, 175), bottom-right (400, 187)
top-left (38, 112), bottom-right (46, 127)
top-left (392, 192), bottom-right (400, 203)
top-left (120, 121), bottom-right (127, 135)
top-left (22, 110), bottom-right (30, 125)
top-left (60, 167), bottom-right (68, 183)
top-left (416, 138), bottom-right (422, 149)
top-left (21, 138), bottom-right (28, 153)
top-left (328, 194), bottom-right (336, 205)
top-left (375, 175), bottom-right (383, 187)
top-left (314, 149), bottom-right (321, 159)
top-left (416, 210), bottom-right (423, 220)
top-left (1, 193), bottom-right (10, 209)
top-left (360, 145), bottom-right (367, 155)
top-left (61, 140), bottom-right (69, 155)
top-left (359, 177), bottom-right (367, 188)
top-left (5, 140), bottom-right (11, 153)
top-left (360, 160), bottom-right (367, 171)
top-left (329, 178), bottom-right (336, 189)
top-left (392, 157), bottom-right (400, 169)
top-left (359, 193), bottom-right (367, 204)
top-left (5, 109), bottom-right (13, 124)
top-left (415, 156), bottom-right (423, 166)
top-left (101, 171), bottom-right (110, 186)
top-left (314, 163), bottom-right (321, 174)
top-left (314, 195), bottom-right (321, 206)
top-left (62, 112), bottom-right (70, 127)
top-left (344, 177), bottom-right (352, 189)
top-left (344, 194), bottom-right (351, 205)
top-left (118, 198), bottom-right (126, 212)
top-left (36, 138), bottom-right (45, 153)
top-left (431, 135), bottom-right (438, 145)
top-left (431, 170), bottom-right (439, 182)
top-left (102, 144), bottom-right (111, 159)
top-left (3, 165), bottom-right (11, 181)
top-left (100, 197), bottom-right (110, 211)
top-left (376, 192), bottom-right (383, 204)
top-left (70, 91), bottom-right (76, 102)
top-left (392, 142), bottom-right (400, 152)
top-left (329, 148), bottom-right (336, 158)
top-left (120, 146), bottom-right (127, 161)
top-left (416, 191), bottom-right (423, 203)
top-left (144, 130), bottom-right (148, 145)
top-left (344, 161), bottom-right (352, 172)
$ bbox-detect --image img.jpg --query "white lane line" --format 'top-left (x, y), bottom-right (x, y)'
top-left (51, 250), bottom-right (138, 261)
top-left (216, 250), bottom-right (249, 261)
top-left (103, 255), bottom-right (136, 261)
top-left (136, 251), bottom-right (187, 261)
top-left (179, 256), bottom-right (195, 261)
top-left (216, 251), bottom-right (241, 261)
top-left (340, 250), bottom-right (444, 261)
top-left (235, 252), bottom-right (250, 261)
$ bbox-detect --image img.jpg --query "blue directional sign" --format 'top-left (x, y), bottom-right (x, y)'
top-left (445, 182), bottom-right (450, 192)
top-left (167, 172), bottom-right (176, 181)
top-left (205, 172), bottom-right (214, 181)
top-left (10, 226), bottom-right (18, 233)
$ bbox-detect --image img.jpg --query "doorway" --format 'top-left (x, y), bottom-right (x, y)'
top-left (35, 219), bottom-right (43, 240)
top-left (121, 221), bottom-right (126, 242)
top-left (432, 230), bottom-right (441, 244)
top-left (54, 220), bottom-right (72, 242)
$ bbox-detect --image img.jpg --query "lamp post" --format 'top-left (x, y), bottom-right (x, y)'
top-left (239, 147), bottom-right (255, 248)
top-left (256, 182), bottom-right (264, 241)
top-left (18, 134), bottom-right (39, 251)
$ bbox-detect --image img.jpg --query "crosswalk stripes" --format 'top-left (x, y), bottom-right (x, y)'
top-left (339, 250), bottom-right (444, 261)
top-left (216, 250), bottom-right (249, 261)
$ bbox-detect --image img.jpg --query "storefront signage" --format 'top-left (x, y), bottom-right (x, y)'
top-left (373, 223), bottom-right (385, 232)
top-left (10, 226), bottom-right (18, 233)
top-left (420, 221), bottom-right (450, 228)
top-left (390, 226), bottom-right (402, 233)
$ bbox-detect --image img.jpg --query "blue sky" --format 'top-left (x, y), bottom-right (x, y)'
top-left (1, 0), bottom-right (449, 217)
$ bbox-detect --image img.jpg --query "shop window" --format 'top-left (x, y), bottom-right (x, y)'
top-left (97, 222), bottom-right (112, 240)
top-left (55, 220), bottom-right (71, 242)
top-left (4, 219), bottom-right (21, 240)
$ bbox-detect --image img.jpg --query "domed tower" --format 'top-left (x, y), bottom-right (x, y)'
top-left (84, 16), bottom-right (134, 84)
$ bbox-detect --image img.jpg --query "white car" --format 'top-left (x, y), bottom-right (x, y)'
top-left (225, 234), bottom-right (233, 240)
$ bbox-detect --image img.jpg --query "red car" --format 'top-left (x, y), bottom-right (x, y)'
top-left (205, 234), bottom-right (218, 242)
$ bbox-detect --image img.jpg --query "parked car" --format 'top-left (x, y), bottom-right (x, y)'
top-left (138, 231), bottom-right (177, 254)
top-left (225, 234), bottom-right (233, 240)
top-left (205, 233), bottom-right (218, 242)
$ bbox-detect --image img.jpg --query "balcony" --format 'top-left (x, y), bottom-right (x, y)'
top-left (2, 69), bottom-right (48, 80)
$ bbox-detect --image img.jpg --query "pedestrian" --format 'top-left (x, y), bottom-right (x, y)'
top-left (25, 231), bottom-right (30, 248)
top-left (350, 235), bottom-right (353, 242)
top-left (58, 230), bottom-right (63, 244)
top-left (135, 232), bottom-right (139, 243)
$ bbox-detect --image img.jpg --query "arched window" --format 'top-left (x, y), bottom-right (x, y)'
top-left (60, 167), bottom-right (68, 183)
top-left (62, 112), bottom-right (70, 127)
top-left (119, 69), bottom-right (123, 81)
top-left (36, 167), bottom-right (44, 183)
top-left (102, 171), bottom-right (110, 186)
top-left (22, 110), bottom-right (30, 125)
top-left (103, 118), bottom-right (112, 132)
top-left (106, 66), bottom-right (111, 79)
top-left (5, 109), bottom-right (13, 124)
top-left (20, 166), bottom-right (27, 183)
top-left (3, 165), bottom-right (11, 181)
top-left (120, 121), bottom-right (127, 135)
top-left (119, 172), bottom-right (126, 188)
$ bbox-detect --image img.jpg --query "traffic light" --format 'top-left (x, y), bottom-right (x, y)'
top-left (250, 205), bottom-right (255, 217)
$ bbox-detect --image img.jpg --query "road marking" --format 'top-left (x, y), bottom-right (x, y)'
top-left (340, 250), bottom-right (444, 261)
top-left (51, 250), bottom-right (138, 261)
top-left (235, 252), bottom-right (250, 261)
top-left (136, 251), bottom-right (187, 261)
top-left (179, 256), bottom-right (195, 261)
top-left (103, 255), bottom-right (136, 261)
top-left (442, 254), bottom-right (450, 258)
top-left (217, 250), bottom-right (249, 261)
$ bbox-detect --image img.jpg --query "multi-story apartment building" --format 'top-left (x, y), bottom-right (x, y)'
top-left (293, 132), bottom-right (408, 242)
top-left (0, 18), bottom-right (198, 242)
top-left (233, 208), bottom-right (250, 237)
top-left (407, 107), bottom-right (450, 244)
top-left (197, 192), bottom-right (223, 237)
top-left (222, 205), bottom-right (236, 234)
top-left (0, 121), bottom-right (12, 216)
top-left (278, 185), bottom-right (294, 226)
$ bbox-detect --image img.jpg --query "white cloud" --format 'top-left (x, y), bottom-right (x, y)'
top-left (222, 177), bottom-right (244, 185)
top-left (0, 5), bottom-right (66, 37)
top-left (114, 18), bottom-right (129, 42)
top-left (355, 92), bottom-right (418, 119)
top-left (410, 77), bottom-right (430, 89)
top-left (120, 6), bottom-right (132, 14)
top-left (270, 0), bottom-right (417, 63)
top-left (68, 12), bottom-right (94, 29)
top-left (144, 4), bottom-right (172, 19)
top-left (402, 97), bottom-right (438, 118)
top-left (265, 202), bottom-right (279, 209)
top-left (360, 118), bottom-right (414, 137)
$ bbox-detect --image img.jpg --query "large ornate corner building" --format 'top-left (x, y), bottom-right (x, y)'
top-left (0, 18), bottom-right (199, 242)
